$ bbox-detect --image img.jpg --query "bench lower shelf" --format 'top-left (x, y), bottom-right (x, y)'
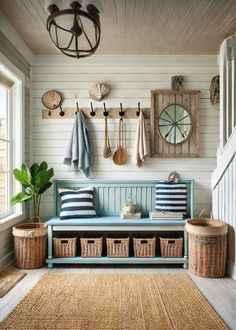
top-left (46, 257), bottom-right (188, 267)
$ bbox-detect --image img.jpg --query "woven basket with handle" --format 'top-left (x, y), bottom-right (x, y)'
top-left (12, 223), bottom-right (47, 269)
top-left (186, 209), bottom-right (228, 278)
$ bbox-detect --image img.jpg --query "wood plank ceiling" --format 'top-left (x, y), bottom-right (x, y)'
top-left (0, 0), bottom-right (235, 55)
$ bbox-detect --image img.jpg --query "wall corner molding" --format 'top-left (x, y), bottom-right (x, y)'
top-left (0, 10), bottom-right (33, 65)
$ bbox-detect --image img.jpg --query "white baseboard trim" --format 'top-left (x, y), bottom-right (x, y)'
top-left (0, 250), bottom-right (14, 271)
top-left (227, 260), bottom-right (236, 280)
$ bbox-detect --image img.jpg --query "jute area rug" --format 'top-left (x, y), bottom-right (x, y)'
top-left (0, 273), bottom-right (227, 330)
top-left (0, 272), bottom-right (26, 298)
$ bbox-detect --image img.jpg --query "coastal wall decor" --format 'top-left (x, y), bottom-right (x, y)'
top-left (210, 75), bottom-right (220, 105)
top-left (171, 75), bottom-right (184, 91)
top-left (150, 90), bottom-right (200, 158)
top-left (89, 83), bottom-right (111, 101)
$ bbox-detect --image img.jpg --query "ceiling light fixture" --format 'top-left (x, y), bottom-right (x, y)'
top-left (47, 1), bottom-right (101, 59)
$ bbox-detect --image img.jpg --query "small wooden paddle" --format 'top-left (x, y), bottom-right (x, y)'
top-left (103, 116), bottom-right (111, 158)
top-left (113, 118), bottom-right (128, 165)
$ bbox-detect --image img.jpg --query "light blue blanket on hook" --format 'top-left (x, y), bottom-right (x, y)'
top-left (63, 112), bottom-right (92, 177)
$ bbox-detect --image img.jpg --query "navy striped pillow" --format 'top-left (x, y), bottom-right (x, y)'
top-left (59, 187), bottom-right (96, 220)
top-left (155, 181), bottom-right (187, 214)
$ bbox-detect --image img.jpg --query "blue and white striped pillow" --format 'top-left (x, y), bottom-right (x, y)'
top-left (59, 187), bottom-right (96, 220)
top-left (155, 181), bottom-right (187, 213)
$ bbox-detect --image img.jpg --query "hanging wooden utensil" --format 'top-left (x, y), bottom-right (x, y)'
top-left (113, 115), bottom-right (128, 165)
top-left (103, 103), bottom-right (111, 158)
top-left (103, 116), bottom-right (111, 158)
top-left (120, 118), bottom-right (128, 163)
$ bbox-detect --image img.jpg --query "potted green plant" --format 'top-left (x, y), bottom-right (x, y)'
top-left (11, 161), bottom-right (54, 222)
top-left (11, 161), bottom-right (54, 269)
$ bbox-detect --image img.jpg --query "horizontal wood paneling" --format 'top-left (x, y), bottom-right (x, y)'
top-left (33, 55), bottom-right (219, 219)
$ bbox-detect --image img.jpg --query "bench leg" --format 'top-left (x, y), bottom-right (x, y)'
top-left (183, 228), bottom-right (188, 269)
top-left (47, 225), bottom-right (53, 268)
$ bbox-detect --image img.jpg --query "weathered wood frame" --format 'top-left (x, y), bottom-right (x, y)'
top-left (150, 90), bottom-right (200, 158)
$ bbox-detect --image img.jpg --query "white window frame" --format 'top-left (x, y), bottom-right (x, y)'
top-left (0, 52), bottom-right (25, 229)
top-left (0, 85), bottom-right (13, 219)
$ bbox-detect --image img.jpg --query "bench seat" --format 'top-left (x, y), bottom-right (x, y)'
top-left (46, 216), bottom-right (187, 227)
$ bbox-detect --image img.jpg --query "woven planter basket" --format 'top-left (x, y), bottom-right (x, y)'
top-left (186, 209), bottom-right (228, 278)
top-left (12, 223), bottom-right (47, 269)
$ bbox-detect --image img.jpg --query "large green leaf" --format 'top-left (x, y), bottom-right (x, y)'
top-left (38, 161), bottom-right (48, 172)
top-left (10, 192), bottom-right (32, 205)
top-left (30, 163), bottom-right (39, 184)
top-left (35, 168), bottom-right (54, 189)
top-left (38, 181), bottom-right (52, 195)
top-left (13, 164), bottom-right (31, 186)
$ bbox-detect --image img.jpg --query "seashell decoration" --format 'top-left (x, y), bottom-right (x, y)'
top-left (89, 83), bottom-right (111, 101)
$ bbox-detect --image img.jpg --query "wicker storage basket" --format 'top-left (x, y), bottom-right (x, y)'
top-left (186, 209), bottom-right (228, 278)
top-left (80, 236), bottom-right (103, 258)
top-left (133, 235), bottom-right (156, 258)
top-left (106, 236), bottom-right (129, 258)
top-left (160, 237), bottom-right (183, 258)
top-left (53, 235), bottom-right (77, 257)
top-left (12, 223), bottom-right (47, 269)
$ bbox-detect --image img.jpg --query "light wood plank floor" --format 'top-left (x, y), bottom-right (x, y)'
top-left (0, 265), bottom-right (236, 329)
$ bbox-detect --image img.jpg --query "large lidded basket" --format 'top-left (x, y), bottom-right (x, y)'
top-left (186, 210), bottom-right (228, 278)
top-left (12, 223), bottom-right (48, 269)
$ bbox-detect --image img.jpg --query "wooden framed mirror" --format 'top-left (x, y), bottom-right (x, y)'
top-left (150, 90), bottom-right (200, 158)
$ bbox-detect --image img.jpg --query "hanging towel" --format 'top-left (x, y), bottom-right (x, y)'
top-left (132, 111), bottom-right (149, 167)
top-left (63, 112), bottom-right (92, 177)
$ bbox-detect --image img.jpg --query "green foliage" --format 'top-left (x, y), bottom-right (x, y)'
top-left (11, 162), bottom-right (54, 221)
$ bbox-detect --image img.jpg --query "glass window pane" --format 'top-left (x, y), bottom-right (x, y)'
top-left (0, 86), bottom-right (7, 139)
top-left (0, 86), bottom-right (10, 217)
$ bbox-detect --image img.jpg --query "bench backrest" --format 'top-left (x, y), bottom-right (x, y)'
top-left (53, 179), bottom-right (194, 218)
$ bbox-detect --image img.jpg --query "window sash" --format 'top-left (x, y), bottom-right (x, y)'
top-left (0, 86), bottom-right (13, 219)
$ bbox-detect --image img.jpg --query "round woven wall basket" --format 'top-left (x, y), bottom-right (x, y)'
top-left (186, 209), bottom-right (228, 278)
top-left (12, 223), bottom-right (48, 269)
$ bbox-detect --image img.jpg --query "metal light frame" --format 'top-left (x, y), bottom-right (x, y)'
top-left (47, 1), bottom-right (101, 59)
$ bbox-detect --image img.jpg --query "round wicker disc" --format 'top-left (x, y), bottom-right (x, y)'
top-left (42, 90), bottom-right (62, 109)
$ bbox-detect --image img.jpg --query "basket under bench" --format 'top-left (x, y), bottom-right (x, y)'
top-left (46, 217), bottom-right (189, 268)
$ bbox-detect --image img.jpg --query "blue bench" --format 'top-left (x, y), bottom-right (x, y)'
top-left (46, 179), bottom-right (194, 268)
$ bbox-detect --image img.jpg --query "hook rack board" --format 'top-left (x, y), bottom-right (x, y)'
top-left (42, 108), bottom-right (150, 119)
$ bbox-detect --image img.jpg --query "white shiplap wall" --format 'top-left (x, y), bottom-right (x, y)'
top-left (32, 55), bottom-right (219, 218)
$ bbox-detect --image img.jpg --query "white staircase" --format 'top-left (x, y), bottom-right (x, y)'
top-left (212, 34), bottom-right (236, 279)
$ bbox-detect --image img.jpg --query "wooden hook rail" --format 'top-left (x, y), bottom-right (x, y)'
top-left (42, 107), bottom-right (150, 119)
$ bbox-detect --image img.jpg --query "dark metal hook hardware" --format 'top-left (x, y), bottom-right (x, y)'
top-left (119, 102), bottom-right (125, 117)
top-left (90, 102), bottom-right (96, 116)
top-left (75, 102), bottom-right (79, 115)
top-left (103, 102), bottom-right (109, 117)
top-left (137, 102), bottom-right (141, 116)
top-left (59, 105), bottom-right (65, 116)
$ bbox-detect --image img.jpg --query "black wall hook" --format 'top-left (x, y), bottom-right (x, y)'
top-left (75, 102), bottom-right (79, 115)
top-left (136, 102), bottom-right (141, 116)
top-left (119, 102), bottom-right (125, 117)
top-left (103, 102), bottom-right (109, 117)
top-left (59, 105), bottom-right (65, 116)
top-left (90, 102), bottom-right (96, 116)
